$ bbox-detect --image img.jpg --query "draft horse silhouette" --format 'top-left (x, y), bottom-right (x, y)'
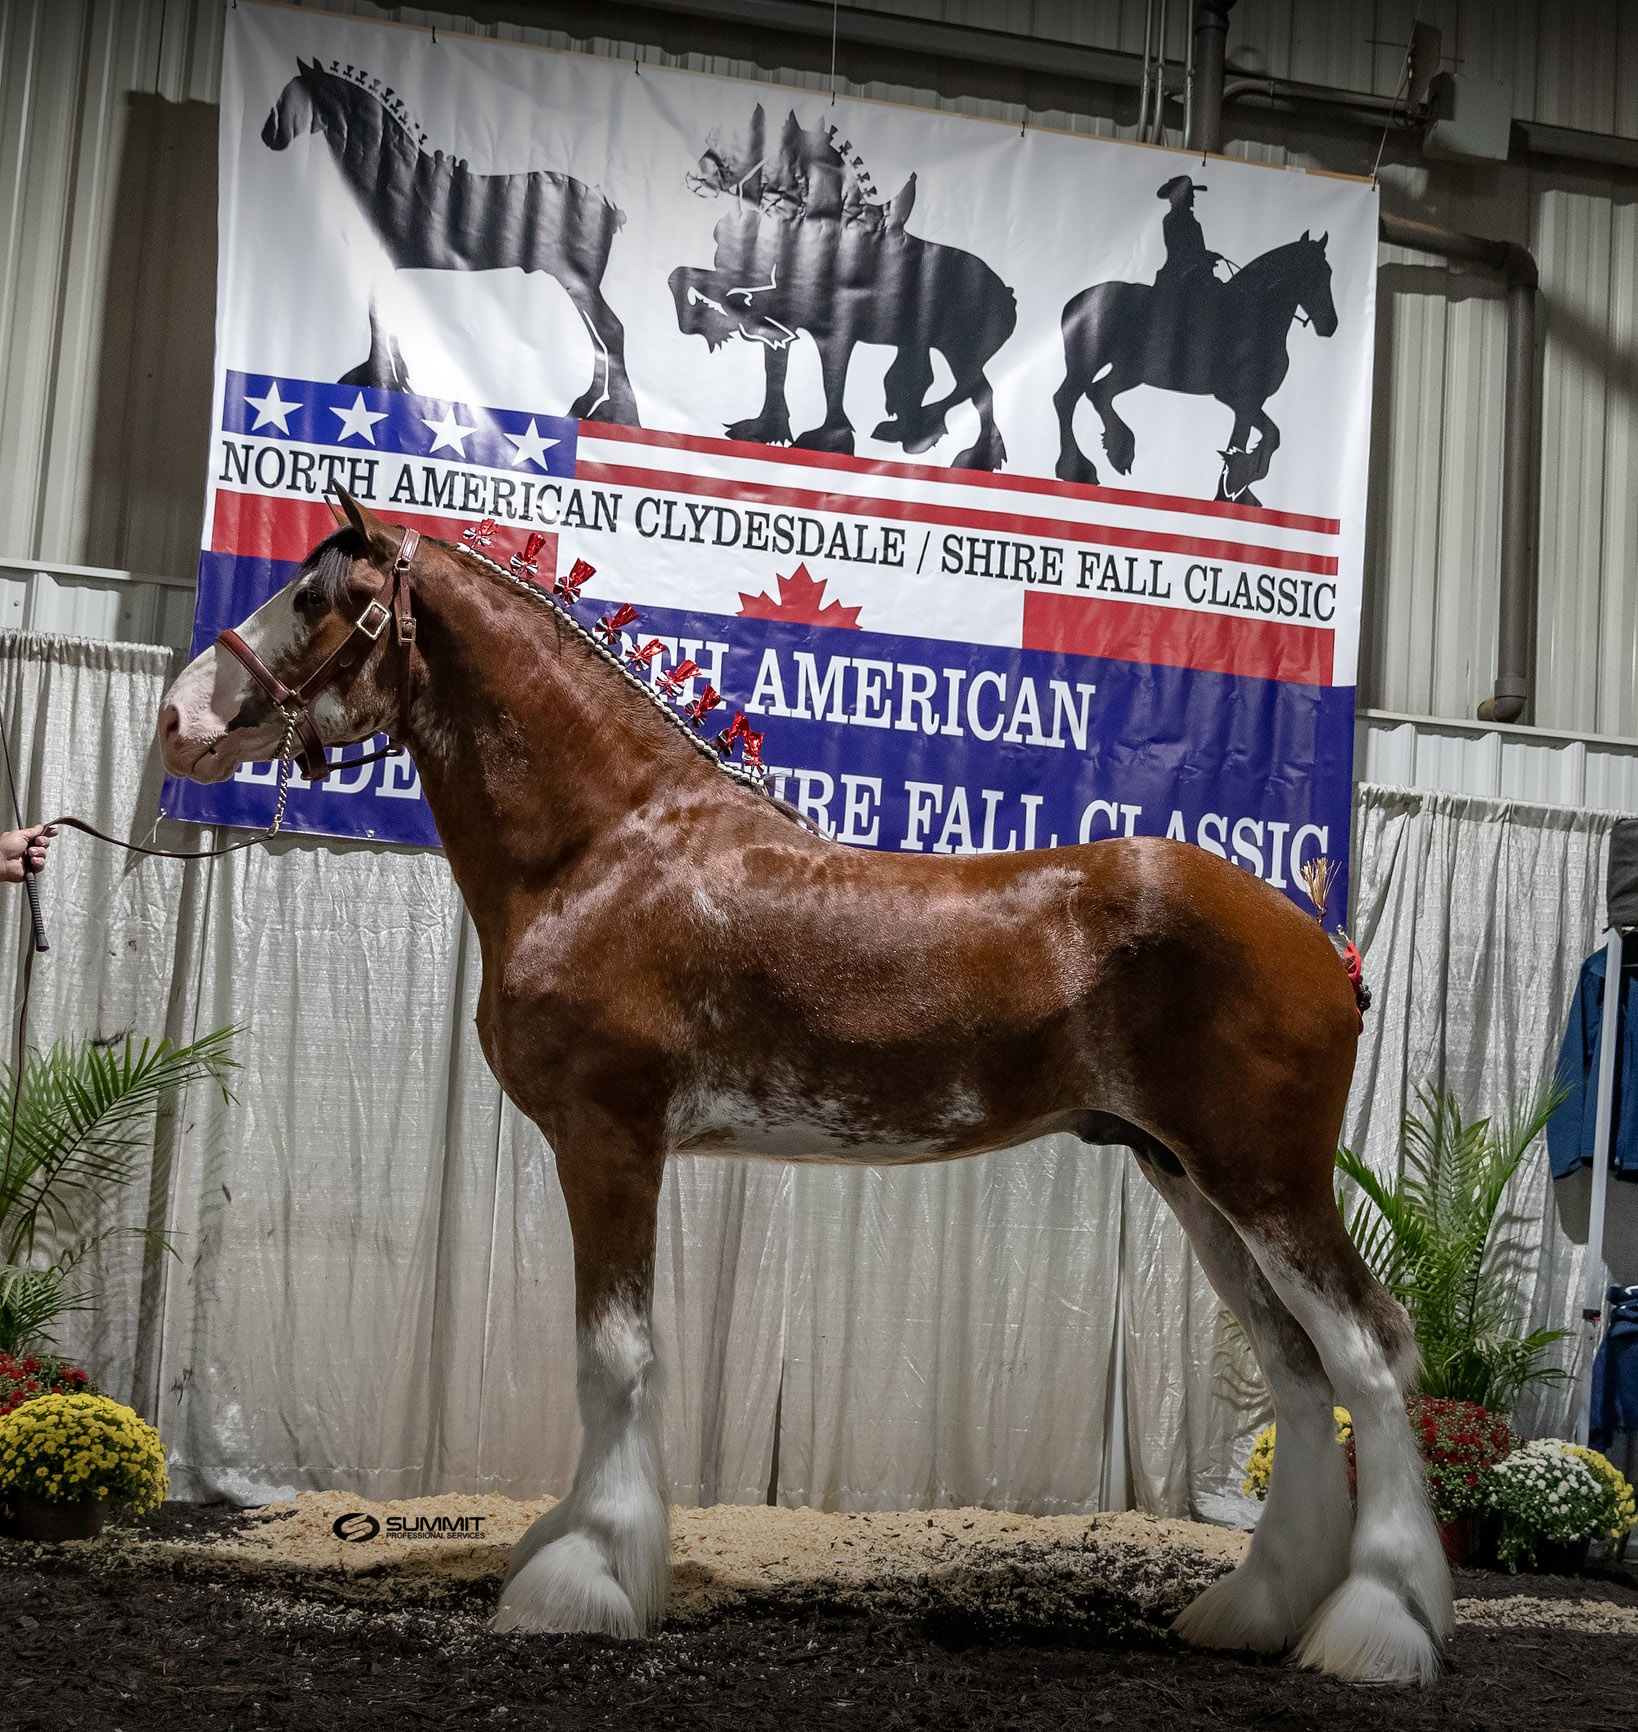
top-left (1054, 215), bottom-right (1338, 504)
top-left (263, 59), bottom-right (640, 423)
top-left (668, 106), bottom-right (1017, 470)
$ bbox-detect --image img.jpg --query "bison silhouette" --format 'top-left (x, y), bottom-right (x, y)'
top-left (669, 107), bottom-right (1017, 470)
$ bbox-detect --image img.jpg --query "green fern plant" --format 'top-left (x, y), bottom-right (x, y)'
top-left (1336, 1084), bottom-right (1570, 1415)
top-left (0, 1030), bottom-right (237, 1353)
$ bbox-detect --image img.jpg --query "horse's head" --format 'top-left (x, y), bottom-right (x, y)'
top-left (262, 59), bottom-right (328, 152)
top-left (1295, 230), bottom-right (1338, 337)
top-left (687, 104), bottom-right (767, 201)
top-left (158, 492), bottom-right (413, 785)
top-left (669, 221), bottom-right (794, 355)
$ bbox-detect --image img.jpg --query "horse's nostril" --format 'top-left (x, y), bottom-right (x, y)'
top-left (158, 703), bottom-right (181, 745)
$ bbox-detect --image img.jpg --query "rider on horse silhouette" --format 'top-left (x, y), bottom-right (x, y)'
top-left (1154, 175), bottom-right (1222, 306)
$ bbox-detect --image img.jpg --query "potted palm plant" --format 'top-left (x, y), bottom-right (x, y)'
top-left (0, 1028), bottom-right (236, 1355)
top-left (0, 1029), bottom-right (234, 1540)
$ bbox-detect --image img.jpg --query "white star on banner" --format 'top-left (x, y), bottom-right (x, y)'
top-left (245, 381), bottom-right (301, 434)
top-left (332, 392), bottom-right (387, 445)
top-left (423, 406), bottom-right (475, 457)
top-left (506, 418), bottom-right (559, 470)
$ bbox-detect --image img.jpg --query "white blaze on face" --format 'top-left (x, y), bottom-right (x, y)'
top-left (157, 584), bottom-right (306, 784)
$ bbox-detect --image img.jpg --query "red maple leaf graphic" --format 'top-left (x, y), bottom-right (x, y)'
top-left (736, 563), bottom-right (862, 629)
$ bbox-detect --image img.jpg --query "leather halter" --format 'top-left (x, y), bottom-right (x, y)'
top-left (216, 527), bottom-right (419, 782)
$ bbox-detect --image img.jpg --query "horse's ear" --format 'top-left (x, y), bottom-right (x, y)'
top-left (1301, 228), bottom-right (1310, 242)
top-left (1318, 230), bottom-right (1329, 249)
top-left (330, 486), bottom-right (385, 546)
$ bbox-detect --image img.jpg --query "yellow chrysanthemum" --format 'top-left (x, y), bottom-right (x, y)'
top-left (1564, 1443), bottom-right (1637, 1542)
top-left (1241, 1408), bottom-right (1353, 1500)
top-left (0, 1393), bottom-right (167, 1515)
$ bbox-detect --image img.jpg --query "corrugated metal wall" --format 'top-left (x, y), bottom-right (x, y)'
top-left (3, 0), bottom-right (1637, 732)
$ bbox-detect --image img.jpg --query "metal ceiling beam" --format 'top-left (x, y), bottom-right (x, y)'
top-left (491, 1), bottom-right (1638, 175)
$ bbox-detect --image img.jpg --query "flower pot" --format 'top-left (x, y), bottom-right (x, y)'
top-left (9, 1493), bottom-right (106, 1542)
top-left (1527, 1535), bottom-right (1590, 1575)
top-left (1470, 1510), bottom-right (1504, 1570)
top-left (1438, 1512), bottom-right (1479, 1566)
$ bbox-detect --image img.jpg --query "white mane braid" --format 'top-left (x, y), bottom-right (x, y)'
top-left (326, 60), bottom-right (431, 152)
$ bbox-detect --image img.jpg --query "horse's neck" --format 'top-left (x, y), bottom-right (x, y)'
top-left (321, 89), bottom-right (419, 192)
top-left (1229, 248), bottom-right (1303, 316)
top-left (404, 558), bottom-right (712, 907)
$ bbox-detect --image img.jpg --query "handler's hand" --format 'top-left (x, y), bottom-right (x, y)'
top-left (0, 825), bottom-right (54, 883)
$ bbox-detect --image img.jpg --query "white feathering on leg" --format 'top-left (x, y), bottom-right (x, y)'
top-left (494, 1299), bottom-right (671, 1636)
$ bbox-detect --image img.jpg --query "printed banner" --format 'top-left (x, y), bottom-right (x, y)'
top-left (169, 1), bottom-right (1377, 904)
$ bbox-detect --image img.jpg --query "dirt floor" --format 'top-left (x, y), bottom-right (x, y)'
top-left (2, 1493), bottom-right (1635, 1731)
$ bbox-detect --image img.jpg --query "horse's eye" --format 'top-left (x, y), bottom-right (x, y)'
top-left (294, 588), bottom-right (324, 614)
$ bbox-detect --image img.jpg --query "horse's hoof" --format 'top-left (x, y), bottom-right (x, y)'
top-left (579, 396), bottom-right (642, 428)
top-left (899, 416), bottom-right (948, 456)
top-left (1174, 1572), bottom-right (1295, 1656)
top-left (1055, 451), bottom-right (1100, 487)
top-left (953, 433), bottom-right (1006, 472)
top-left (1291, 1576), bottom-right (1445, 1687)
top-left (492, 1533), bottom-right (647, 1638)
top-left (725, 416), bottom-right (792, 446)
top-left (1104, 436), bottom-right (1135, 475)
top-left (793, 422), bottom-right (855, 455)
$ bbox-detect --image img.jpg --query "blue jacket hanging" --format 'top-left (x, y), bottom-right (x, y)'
top-left (1547, 940), bottom-right (1638, 1180)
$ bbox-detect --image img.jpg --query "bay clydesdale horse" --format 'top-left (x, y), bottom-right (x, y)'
top-left (158, 494), bottom-right (1452, 1686)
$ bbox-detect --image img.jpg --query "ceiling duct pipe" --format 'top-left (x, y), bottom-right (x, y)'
top-left (1379, 214), bottom-right (1540, 724)
top-left (1187, 0), bottom-right (1237, 154)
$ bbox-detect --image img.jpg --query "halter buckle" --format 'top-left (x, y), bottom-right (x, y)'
top-left (356, 598), bottom-right (391, 640)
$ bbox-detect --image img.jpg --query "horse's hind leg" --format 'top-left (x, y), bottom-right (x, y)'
top-left (1141, 1164), bottom-right (1352, 1653)
top-left (1089, 368), bottom-right (1138, 476)
top-left (951, 375), bottom-right (1005, 471)
top-left (1228, 1200), bottom-right (1452, 1683)
top-left (1053, 369), bottom-right (1098, 486)
top-left (494, 1125), bottom-right (669, 1636)
top-left (871, 346), bottom-right (937, 448)
top-left (563, 276), bottom-right (642, 425)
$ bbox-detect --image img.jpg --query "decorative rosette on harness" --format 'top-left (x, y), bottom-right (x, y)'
top-left (1297, 855), bottom-right (1371, 1033)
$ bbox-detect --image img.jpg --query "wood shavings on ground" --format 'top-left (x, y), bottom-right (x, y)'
top-left (113, 1491), bottom-right (1247, 1630)
top-left (84, 1490), bottom-right (1638, 1642)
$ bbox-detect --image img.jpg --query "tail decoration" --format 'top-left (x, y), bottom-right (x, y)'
top-left (472, 534), bottom-right (773, 794)
top-left (1298, 855), bottom-right (1371, 1032)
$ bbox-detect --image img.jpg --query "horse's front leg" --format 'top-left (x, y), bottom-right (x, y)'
top-left (1215, 406), bottom-right (1262, 503)
top-left (494, 1123), bottom-right (669, 1637)
top-left (1244, 408), bottom-right (1281, 484)
top-left (793, 334), bottom-right (857, 454)
top-left (725, 341), bottom-right (793, 446)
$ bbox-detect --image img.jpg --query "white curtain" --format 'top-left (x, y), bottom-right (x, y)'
top-left (3, 631), bottom-right (1619, 1512)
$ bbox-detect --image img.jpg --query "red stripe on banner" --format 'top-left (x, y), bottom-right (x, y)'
top-left (1022, 591), bottom-right (1333, 685)
top-left (573, 458), bottom-right (1339, 577)
top-left (209, 491), bottom-right (557, 581)
top-left (580, 422), bottom-right (1343, 537)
